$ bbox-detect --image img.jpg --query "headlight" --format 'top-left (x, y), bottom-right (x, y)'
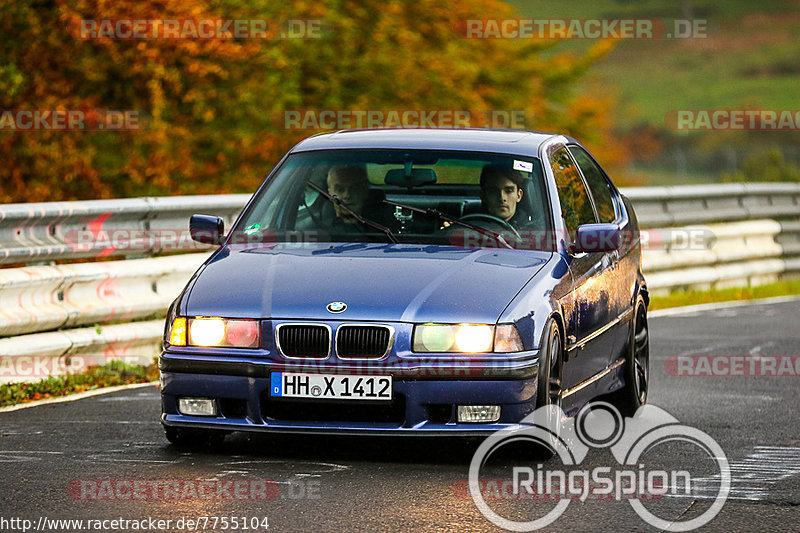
top-left (454, 324), bottom-right (493, 352)
top-left (190, 317), bottom-right (226, 346)
top-left (412, 323), bottom-right (523, 353)
top-left (167, 317), bottom-right (260, 348)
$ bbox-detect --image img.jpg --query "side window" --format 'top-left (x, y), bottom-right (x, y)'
top-left (550, 147), bottom-right (596, 236)
top-left (569, 145), bottom-right (616, 223)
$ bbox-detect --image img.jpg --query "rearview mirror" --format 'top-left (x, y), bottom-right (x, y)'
top-left (384, 168), bottom-right (437, 187)
top-left (574, 223), bottom-right (620, 253)
top-left (190, 214), bottom-right (224, 245)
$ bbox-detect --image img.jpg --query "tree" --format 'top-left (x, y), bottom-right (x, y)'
top-left (0, 0), bottom-right (621, 202)
top-left (722, 149), bottom-right (800, 183)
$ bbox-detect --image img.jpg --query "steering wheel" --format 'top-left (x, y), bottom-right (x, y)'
top-left (459, 213), bottom-right (521, 240)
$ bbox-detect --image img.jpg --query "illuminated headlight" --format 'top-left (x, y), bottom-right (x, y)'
top-left (458, 405), bottom-right (501, 423)
top-left (190, 317), bottom-right (226, 346)
top-left (454, 324), bottom-right (493, 352)
top-left (167, 317), bottom-right (260, 348)
top-left (178, 397), bottom-right (217, 416)
top-left (412, 323), bottom-right (523, 353)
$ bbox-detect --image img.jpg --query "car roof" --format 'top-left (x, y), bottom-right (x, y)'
top-left (290, 128), bottom-right (574, 158)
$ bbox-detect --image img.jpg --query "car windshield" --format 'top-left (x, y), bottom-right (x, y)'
top-left (232, 149), bottom-right (553, 250)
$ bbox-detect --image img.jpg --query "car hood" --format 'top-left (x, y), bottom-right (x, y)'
top-left (184, 243), bottom-right (551, 324)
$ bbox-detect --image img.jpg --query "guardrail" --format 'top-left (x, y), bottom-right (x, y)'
top-left (0, 253), bottom-right (210, 337)
top-left (624, 182), bottom-right (800, 227)
top-left (625, 183), bottom-right (800, 294)
top-left (0, 195), bottom-right (249, 265)
top-left (1, 183), bottom-right (798, 382)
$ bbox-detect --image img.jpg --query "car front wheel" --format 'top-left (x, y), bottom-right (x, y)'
top-left (536, 318), bottom-right (563, 411)
top-left (612, 295), bottom-right (649, 416)
top-left (530, 318), bottom-right (564, 457)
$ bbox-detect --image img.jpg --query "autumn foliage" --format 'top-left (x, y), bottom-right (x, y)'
top-left (1, 0), bottom-right (623, 203)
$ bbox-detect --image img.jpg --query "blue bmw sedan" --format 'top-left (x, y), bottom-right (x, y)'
top-left (160, 128), bottom-right (649, 445)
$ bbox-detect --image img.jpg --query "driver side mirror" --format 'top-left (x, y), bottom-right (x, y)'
top-left (190, 214), bottom-right (224, 245)
top-left (573, 223), bottom-right (620, 253)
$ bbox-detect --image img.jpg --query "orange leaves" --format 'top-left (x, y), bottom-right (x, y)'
top-left (3, 0), bottom-right (625, 203)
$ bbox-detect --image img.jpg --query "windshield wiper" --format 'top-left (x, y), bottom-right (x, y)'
top-left (306, 182), bottom-right (399, 244)
top-left (382, 198), bottom-right (514, 250)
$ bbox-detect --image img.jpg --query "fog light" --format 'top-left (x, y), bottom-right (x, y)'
top-left (457, 405), bottom-right (500, 423)
top-left (178, 397), bottom-right (217, 417)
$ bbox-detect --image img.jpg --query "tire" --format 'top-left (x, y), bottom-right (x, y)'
top-left (611, 295), bottom-right (649, 416)
top-left (164, 426), bottom-right (227, 448)
top-left (531, 318), bottom-right (564, 458)
top-left (536, 318), bottom-right (563, 410)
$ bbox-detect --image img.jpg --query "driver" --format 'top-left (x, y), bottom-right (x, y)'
top-left (479, 164), bottom-right (532, 228)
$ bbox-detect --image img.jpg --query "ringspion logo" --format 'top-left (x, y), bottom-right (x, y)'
top-left (469, 402), bottom-right (729, 531)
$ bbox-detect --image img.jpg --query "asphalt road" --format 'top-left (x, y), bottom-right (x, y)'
top-left (1, 298), bottom-right (799, 532)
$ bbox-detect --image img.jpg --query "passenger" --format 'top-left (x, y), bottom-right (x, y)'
top-left (325, 165), bottom-right (396, 230)
top-left (479, 164), bottom-right (533, 228)
top-left (327, 164), bottom-right (371, 223)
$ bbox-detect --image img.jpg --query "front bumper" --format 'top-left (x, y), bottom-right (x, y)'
top-left (160, 353), bottom-right (540, 436)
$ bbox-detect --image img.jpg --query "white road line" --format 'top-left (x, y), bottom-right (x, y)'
top-left (681, 446), bottom-right (800, 501)
top-left (650, 295), bottom-right (800, 318)
top-left (0, 451), bottom-right (64, 463)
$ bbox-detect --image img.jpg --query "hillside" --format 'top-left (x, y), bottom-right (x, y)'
top-left (506, 0), bottom-right (800, 184)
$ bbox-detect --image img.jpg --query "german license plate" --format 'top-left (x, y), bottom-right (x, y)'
top-left (270, 372), bottom-right (392, 400)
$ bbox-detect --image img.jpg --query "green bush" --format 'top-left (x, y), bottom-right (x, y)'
top-left (0, 360), bottom-right (158, 407)
top-left (722, 149), bottom-right (800, 183)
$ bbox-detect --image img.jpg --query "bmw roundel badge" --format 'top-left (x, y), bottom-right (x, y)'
top-left (327, 301), bottom-right (347, 313)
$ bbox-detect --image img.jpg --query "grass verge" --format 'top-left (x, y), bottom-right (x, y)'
top-left (649, 278), bottom-right (800, 310)
top-left (0, 360), bottom-right (158, 408)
